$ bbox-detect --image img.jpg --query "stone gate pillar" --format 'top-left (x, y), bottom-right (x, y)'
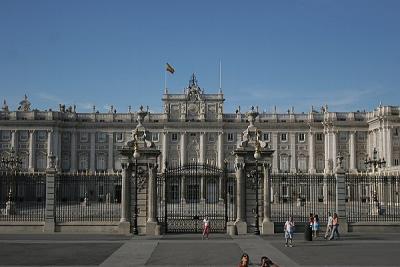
top-left (335, 154), bottom-right (348, 233)
top-left (119, 161), bottom-right (132, 234)
top-left (146, 162), bottom-right (160, 235)
top-left (262, 163), bottom-right (274, 234)
top-left (234, 161), bottom-right (247, 234)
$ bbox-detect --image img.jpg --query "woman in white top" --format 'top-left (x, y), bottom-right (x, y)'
top-left (202, 216), bottom-right (210, 239)
top-left (284, 216), bottom-right (295, 247)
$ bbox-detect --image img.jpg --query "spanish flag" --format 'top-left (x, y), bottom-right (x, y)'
top-left (166, 63), bottom-right (175, 74)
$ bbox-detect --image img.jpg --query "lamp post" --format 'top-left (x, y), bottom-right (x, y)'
top-left (253, 139), bottom-right (261, 235)
top-left (364, 148), bottom-right (386, 173)
top-left (1, 148), bottom-right (22, 215)
top-left (132, 141), bottom-right (140, 235)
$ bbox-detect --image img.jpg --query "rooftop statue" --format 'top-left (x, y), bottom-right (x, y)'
top-left (18, 94), bottom-right (31, 112)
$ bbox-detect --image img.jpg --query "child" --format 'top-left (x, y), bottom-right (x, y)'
top-left (284, 216), bottom-right (295, 247)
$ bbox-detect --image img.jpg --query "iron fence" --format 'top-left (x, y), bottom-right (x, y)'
top-left (0, 171), bottom-right (46, 221)
top-left (346, 174), bottom-right (400, 222)
top-left (270, 173), bottom-right (336, 224)
top-left (55, 173), bottom-right (122, 222)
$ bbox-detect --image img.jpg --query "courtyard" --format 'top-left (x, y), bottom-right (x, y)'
top-left (1, 232), bottom-right (400, 266)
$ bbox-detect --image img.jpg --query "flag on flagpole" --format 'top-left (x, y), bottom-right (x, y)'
top-left (166, 63), bottom-right (175, 74)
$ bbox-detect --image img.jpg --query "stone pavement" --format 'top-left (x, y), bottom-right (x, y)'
top-left (1, 233), bottom-right (400, 266)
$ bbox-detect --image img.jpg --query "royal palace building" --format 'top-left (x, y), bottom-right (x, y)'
top-left (1, 74), bottom-right (400, 176)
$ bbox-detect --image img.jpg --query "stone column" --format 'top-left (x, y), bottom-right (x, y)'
top-left (162, 132), bottom-right (168, 170)
top-left (335, 165), bottom-right (348, 233)
top-left (90, 132), bottom-right (96, 172)
top-left (180, 132), bottom-right (186, 165)
top-left (234, 162), bottom-right (247, 234)
top-left (332, 131), bottom-right (337, 170)
top-left (119, 162), bottom-right (131, 234)
top-left (308, 131), bottom-right (316, 173)
top-left (272, 132), bottom-right (278, 173)
top-left (386, 127), bottom-right (392, 167)
top-left (262, 163), bottom-right (274, 234)
top-left (146, 162), bottom-right (160, 235)
top-left (108, 133), bottom-right (114, 172)
top-left (47, 130), bottom-right (53, 168)
top-left (290, 132), bottom-right (296, 173)
top-left (218, 132), bottom-right (224, 168)
top-left (380, 127), bottom-right (386, 161)
top-left (324, 130), bottom-right (330, 174)
top-left (147, 164), bottom-right (158, 222)
top-left (43, 156), bottom-right (56, 233)
top-left (70, 131), bottom-right (77, 172)
top-left (28, 130), bottom-right (35, 172)
top-left (11, 130), bottom-right (17, 150)
top-left (199, 132), bottom-right (205, 164)
top-left (349, 131), bottom-right (357, 173)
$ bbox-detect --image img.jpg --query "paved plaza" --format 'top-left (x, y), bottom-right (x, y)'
top-left (0, 233), bottom-right (400, 266)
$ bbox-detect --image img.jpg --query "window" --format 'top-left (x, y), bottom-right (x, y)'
top-left (97, 132), bottom-right (107, 143)
top-left (96, 154), bottom-right (107, 170)
top-left (316, 133), bottom-right (323, 141)
top-left (280, 155), bottom-right (289, 172)
top-left (395, 159), bottom-right (399, 166)
top-left (80, 132), bottom-right (89, 143)
top-left (116, 133), bottom-right (124, 142)
top-left (61, 154), bottom-right (70, 171)
top-left (208, 133), bottom-right (215, 142)
top-left (339, 132), bottom-right (347, 142)
top-left (78, 153), bottom-right (89, 171)
top-left (19, 131), bottom-right (28, 142)
top-left (357, 132), bottom-right (366, 141)
top-left (152, 132), bottom-right (159, 142)
top-left (227, 133), bottom-right (234, 142)
top-left (62, 133), bottom-right (70, 142)
top-left (36, 153), bottom-right (47, 170)
top-left (281, 133), bottom-right (287, 142)
top-left (1, 130), bottom-right (10, 141)
top-left (298, 156), bottom-right (307, 172)
top-left (171, 133), bottom-right (178, 142)
top-left (298, 133), bottom-right (305, 142)
top-left (263, 133), bottom-right (270, 142)
top-left (37, 131), bottom-right (47, 142)
top-left (395, 128), bottom-right (399, 137)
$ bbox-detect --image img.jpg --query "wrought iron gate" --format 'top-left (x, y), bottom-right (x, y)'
top-left (157, 163), bottom-right (229, 233)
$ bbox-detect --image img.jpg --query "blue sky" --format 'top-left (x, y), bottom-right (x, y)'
top-left (0, 0), bottom-right (399, 113)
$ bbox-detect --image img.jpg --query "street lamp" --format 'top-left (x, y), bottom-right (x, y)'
top-left (248, 138), bottom-right (261, 235)
top-left (1, 148), bottom-right (22, 215)
top-left (364, 148), bottom-right (386, 173)
top-left (132, 140), bottom-right (140, 235)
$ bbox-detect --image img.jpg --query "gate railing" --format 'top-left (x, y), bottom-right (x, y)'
top-left (0, 171), bottom-right (46, 221)
top-left (270, 173), bottom-right (336, 224)
top-left (157, 163), bottom-right (233, 233)
top-left (346, 174), bottom-right (400, 222)
top-left (55, 173), bottom-right (122, 222)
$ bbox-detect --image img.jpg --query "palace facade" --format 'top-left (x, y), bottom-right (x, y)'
top-left (1, 74), bottom-right (399, 175)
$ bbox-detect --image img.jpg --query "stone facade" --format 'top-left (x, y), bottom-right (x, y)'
top-left (1, 75), bottom-right (400, 175)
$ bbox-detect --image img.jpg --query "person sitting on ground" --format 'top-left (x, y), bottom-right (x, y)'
top-left (260, 256), bottom-right (280, 267)
top-left (238, 253), bottom-right (250, 267)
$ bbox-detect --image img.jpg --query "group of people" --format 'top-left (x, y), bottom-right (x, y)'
top-left (238, 253), bottom-right (279, 267)
top-left (284, 212), bottom-right (341, 247)
top-left (310, 212), bottom-right (340, 240)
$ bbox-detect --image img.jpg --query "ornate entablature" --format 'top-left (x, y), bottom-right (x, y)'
top-left (162, 73), bottom-right (224, 122)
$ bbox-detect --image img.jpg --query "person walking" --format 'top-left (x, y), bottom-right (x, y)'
top-left (202, 216), bottom-right (210, 240)
top-left (312, 214), bottom-right (320, 238)
top-left (329, 212), bottom-right (340, 240)
top-left (284, 216), bottom-right (295, 247)
top-left (324, 212), bottom-right (333, 239)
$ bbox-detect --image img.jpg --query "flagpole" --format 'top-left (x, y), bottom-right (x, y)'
top-left (164, 69), bottom-right (167, 94)
top-left (219, 60), bottom-right (222, 93)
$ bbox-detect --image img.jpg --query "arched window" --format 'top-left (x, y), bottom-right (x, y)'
top-left (316, 155), bottom-right (324, 173)
top-left (96, 153), bottom-right (107, 171)
top-left (280, 154), bottom-right (289, 172)
top-left (36, 152), bottom-right (47, 171)
top-left (78, 153), bottom-right (89, 171)
top-left (298, 155), bottom-right (307, 172)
